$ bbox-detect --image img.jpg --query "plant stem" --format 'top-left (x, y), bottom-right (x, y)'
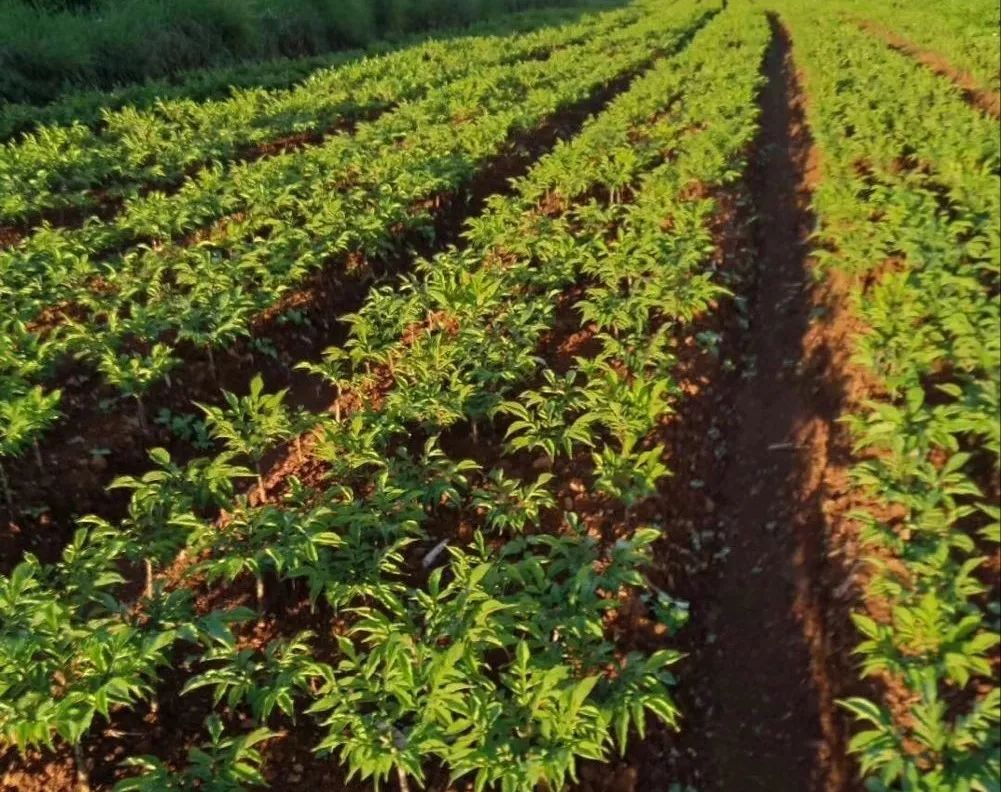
top-left (206, 346), bottom-right (217, 382)
top-left (73, 742), bottom-right (90, 791)
top-left (396, 765), bottom-right (411, 792)
top-left (135, 395), bottom-right (148, 435)
top-left (256, 573), bottom-right (265, 613)
top-left (255, 461), bottom-right (265, 501)
top-left (0, 459), bottom-right (12, 514)
top-left (144, 557), bottom-right (154, 599)
top-left (33, 439), bottom-right (44, 471)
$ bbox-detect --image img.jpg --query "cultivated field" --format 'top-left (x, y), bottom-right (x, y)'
top-left (0, 0), bottom-right (998, 790)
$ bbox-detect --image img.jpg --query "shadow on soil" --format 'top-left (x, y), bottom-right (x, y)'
top-left (626, 15), bottom-right (865, 792)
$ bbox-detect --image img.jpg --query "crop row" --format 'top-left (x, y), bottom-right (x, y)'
top-left (0, 3), bottom-right (636, 305)
top-left (781, 2), bottom-right (1000, 789)
top-left (0, 52), bottom-right (360, 146)
top-left (0, 3), bottom-right (638, 227)
top-left (0, 5), bottom-right (770, 789)
top-left (839, 0), bottom-right (1001, 98)
top-left (0, 5), bottom-right (634, 296)
top-left (0, 4), bottom-right (606, 144)
top-left (0, 0), bottom-right (714, 510)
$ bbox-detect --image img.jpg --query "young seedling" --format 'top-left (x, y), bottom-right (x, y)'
top-left (592, 438), bottom-right (670, 521)
top-left (183, 631), bottom-right (331, 724)
top-left (497, 369), bottom-right (594, 464)
top-left (199, 375), bottom-right (293, 500)
top-left (110, 447), bottom-right (252, 597)
top-left (0, 385), bottom-right (61, 511)
top-left (471, 469), bottom-right (556, 534)
top-left (96, 344), bottom-right (179, 435)
top-left (296, 346), bottom-right (352, 420)
top-left (175, 290), bottom-right (255, 383)
top-left (115, 715), bottom-right (276, 791)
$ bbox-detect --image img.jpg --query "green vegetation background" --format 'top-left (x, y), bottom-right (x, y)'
top-left (0, 0), bottom-right (600, 104)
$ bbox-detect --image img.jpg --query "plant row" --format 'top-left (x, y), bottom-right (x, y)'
top-left (0, 2), bottom-right (635, 299)
top-left (0, 1), bottom-right (637, 303)
top-left (0, 0), bottom-right (716, 509)
top-left (0, 51), bottom-right (359, 145)
top-left (779, 3), bottom-right (1000, 790)
top-left (0, 4), bottom-right (608, 143)
top-left (0, 6), bottom-right (770, 789)
top-left (0, 3), bottom-right (638, 226)
top-left (836, 0), bottom-right (1001, 97)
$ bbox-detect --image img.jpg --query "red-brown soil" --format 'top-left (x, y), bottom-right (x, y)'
top-left (701, 19), bottom-right (836, 788)
top-left (857, 19), bottom-right (1001, 119)
top-left (0, 226), bottom-right (22, 250)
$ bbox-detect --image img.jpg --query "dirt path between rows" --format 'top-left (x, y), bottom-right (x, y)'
top-left (682, 17), bottom-right (859, 791)
top-left (856, 19), bottom-right (1000, 119)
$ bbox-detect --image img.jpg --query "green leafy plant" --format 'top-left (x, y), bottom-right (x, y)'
top-left (183, 631), bottom-right (331, 724)
top-left (199, 375), bottom-right (294, 499)
top-left (95, 343), bottom-right (179, 435)
top-left (446, 641), bottom-right (609, 792)
top-left (0, 385), bottom-right (61, 509)
top-left (498, 370), bottom-right (594, 463)
top-left (190, 501), bottom-right (344, 611)
top-left (592, 438), bottom-right (670, 516)
top-left (471, 469), bottom-right (555, 534)
top-left (0, 525), bottom-right (192, 786)
top-left (109, 447), bottom-right (252, 596)
top-left (115, 715), bottom-right (276, 791)
top-left (155, 408), bottom-right (214, 450)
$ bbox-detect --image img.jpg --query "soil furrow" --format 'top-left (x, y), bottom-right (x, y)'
top-left (668, 17), bottom-right (860, 791)
top-left (701, 17), bottom-right (828, 788)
